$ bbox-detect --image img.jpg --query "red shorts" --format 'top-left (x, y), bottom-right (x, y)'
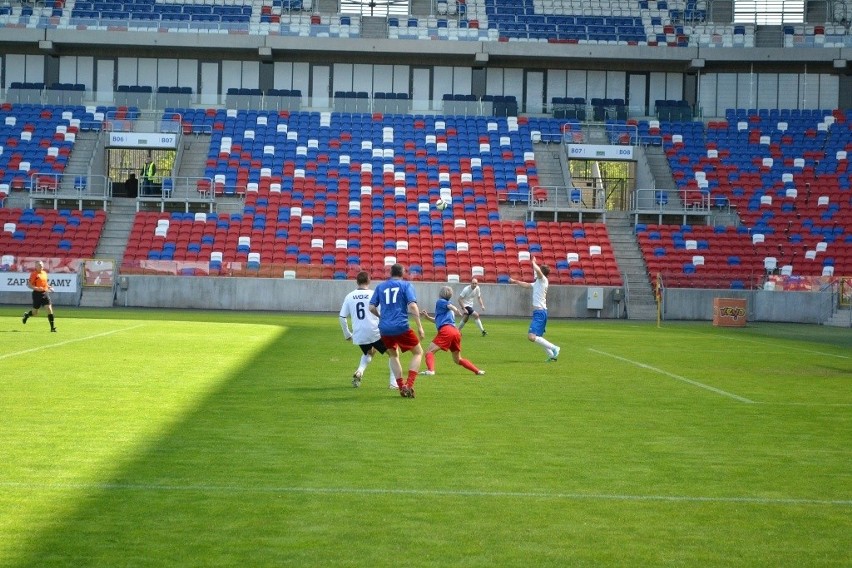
top-left (431, 325), bottom-right (462, 353)
top-left (381, 329), bottom-right (421, 353)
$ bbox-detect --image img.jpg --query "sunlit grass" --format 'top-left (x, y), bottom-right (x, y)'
top-left (0, 308), bottom-right (850, 567)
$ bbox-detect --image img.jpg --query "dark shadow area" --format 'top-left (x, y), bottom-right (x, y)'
top-left (9, 319), bottom-right (406, 567)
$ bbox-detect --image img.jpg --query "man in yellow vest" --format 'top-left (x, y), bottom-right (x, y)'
top-left (141, 154), bottom-right (157, 195)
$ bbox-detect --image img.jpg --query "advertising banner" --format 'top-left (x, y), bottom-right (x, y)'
top-left (712, 297), bottom-right (747, 327)
top-left (84, 259), bottom-right (115, 287)
top-left (0, 272), bottom-right (79, 293)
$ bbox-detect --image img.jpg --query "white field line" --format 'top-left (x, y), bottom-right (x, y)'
top-left (589, 348), bottom-right (756, 403)
top-left (754, 402), bottom-right (852, 407)
top-left (0, 325), bottom-right (146, 361)
top-left (674, 328), bottom-right (851, 360)
top-left (0, 480), bottom-right (849, 507)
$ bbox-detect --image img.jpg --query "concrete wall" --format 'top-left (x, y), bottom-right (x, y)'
top-left (111, 277), bottom-right (625, 319)
top-left (661, 288), bottom-right (831, 324)
top-left (0, 276), bottom-right (832, 324)
top-left (2, 289), bottom-right (82, 311)
top-left (2, 277), bottom-right (623, 318)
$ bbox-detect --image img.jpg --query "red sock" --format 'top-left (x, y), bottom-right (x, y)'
top-left (459, 358), bottom-right (479, 374)
top-left (396, 377), bottom-right (404, 389)
top-left (406, 370), bottom-right (417, 388)
top-left (425, 352), bottom-right (435, 371)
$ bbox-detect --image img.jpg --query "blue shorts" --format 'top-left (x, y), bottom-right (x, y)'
top-left (528, 309), bottom-right (548, 337)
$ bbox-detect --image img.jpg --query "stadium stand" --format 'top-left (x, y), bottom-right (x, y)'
top-left (638, 108), bottom-right (852, 286)
top-left (0, 0), bottom-right (848, 312)
top-left (1, 103), bottom-right (120, 191)
top-left (122, 209), bottom-right (622, 285)
top-left (6, 96), bottom-right (846, 290)
top-left (115, 108), bottom-right (621, 285)
top-left (0, 0), bottom-right (848, 47)
top-left (0, 208), bottom-right (106, 258)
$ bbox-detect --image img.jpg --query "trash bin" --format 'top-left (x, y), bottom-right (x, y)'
top-left (713, 297), bottom-right (747, 327)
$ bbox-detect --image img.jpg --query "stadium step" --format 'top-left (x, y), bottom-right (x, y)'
top-left (606, 212), bottom-right (657, 321)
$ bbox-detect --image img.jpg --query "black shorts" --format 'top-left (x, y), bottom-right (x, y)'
top-left (462, 305), bottom-right (475, 316)
top-left (31, 291), bottom-right (51, 309)
top-left (359, 339), bottom-right (387, 355)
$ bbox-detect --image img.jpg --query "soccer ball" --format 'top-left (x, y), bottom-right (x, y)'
top-left (435, 198), bottom-right (449, 211)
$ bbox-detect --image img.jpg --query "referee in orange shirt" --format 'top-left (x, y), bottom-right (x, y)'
top-left (22, 260), bottom-right (57, 332)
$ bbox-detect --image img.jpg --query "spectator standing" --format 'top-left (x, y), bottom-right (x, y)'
top-left (141, 154), bottom-right (156, 196)
top-left (339, 271), bottom-right (397, 390)
top-left (368, 263), bottom-right (425, 398)
top-left (420, 286), bottom-right (485, 376)
top-left (456, 277), bottom-right (487, 336)
top-left (125, 172), bottom-right (138, 198)
top-left (508, 256), bottom-right (560, 361)
top-left (22, 260), bottom-right (57, 332)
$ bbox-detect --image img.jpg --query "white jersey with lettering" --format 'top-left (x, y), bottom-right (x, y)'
top-left (339, 288), bottom-right (382, 345)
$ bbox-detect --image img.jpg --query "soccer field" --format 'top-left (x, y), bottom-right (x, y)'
top-left (0, 307), bottom-right (850, 567)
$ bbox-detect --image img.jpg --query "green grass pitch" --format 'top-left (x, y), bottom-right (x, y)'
top-left (0, 307), bottom-right (850, 567)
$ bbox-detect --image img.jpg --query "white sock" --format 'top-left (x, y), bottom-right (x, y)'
top-left (476, 319), bottom-right (484, 331)
top-left (358, 354), bottom-right (372, 374)
top-left (534, 336), bottom-right (556, 353)
top-left (458, 319), bottom-right (466, 330)
top-left (388, 359), bottom-right (397, 387)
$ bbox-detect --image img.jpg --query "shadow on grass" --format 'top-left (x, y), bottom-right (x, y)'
top-left (9, 320), bottom-right (405, 567)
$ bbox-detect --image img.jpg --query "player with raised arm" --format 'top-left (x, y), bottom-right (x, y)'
top-left (368, 263), bottom-right (425, 398)
top-left (420, 286), bottom-right (485, 376)
top-left (339, 271), bottom-right (397, 389)
top-left (508, 256), bottom-right (561, 361)
top-left (456, 278), bottom-right (487, 336)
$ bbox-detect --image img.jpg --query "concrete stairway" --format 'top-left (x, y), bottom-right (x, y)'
top-left (176, 133), bottom-right (211, 179)
top-left (498, 202), bottom-right (530, 221)
top-left (410, 0), bottom-right (433, 16)
top-left (755, 26), bottom-right (784, 48)
top-left (360, 16), bottom-right (387, 38)
top-left (58, 131), bottom-right (99, 191)
top-left (532, 141), bottom-right (568, 203)
top-left (5, 188), bottom-right (29, 209)
top-left (315, 0), bottom-right (338, 14)
top-left (644, 145), bottom-right (676, 191)
top-left (606, 211), bottom-right (658, 320)
top-left (79, 197), bottom-right (137, 307)
top-left (94, 197), bottom-right (136, 264)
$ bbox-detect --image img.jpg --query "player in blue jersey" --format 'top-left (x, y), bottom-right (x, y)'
top-left (508, 256), bottom-right (561, 362)
top-left (368, 263), bottom-right (425, 398)
top-left (419, 286), bottom-right (485, 376)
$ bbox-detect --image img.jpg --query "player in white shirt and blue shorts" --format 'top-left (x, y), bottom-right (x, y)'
top-left (508, 256), bottom-right (562, 362)
top-left (339, 271), bottom-right (397, 389)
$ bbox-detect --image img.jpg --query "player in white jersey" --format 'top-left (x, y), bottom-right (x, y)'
top-left (456, 278), bottom-right (487, 336)
top-left (508, 256), bottom-right (561, 362)
top-left (339, 271), bottom-right (397, 389)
